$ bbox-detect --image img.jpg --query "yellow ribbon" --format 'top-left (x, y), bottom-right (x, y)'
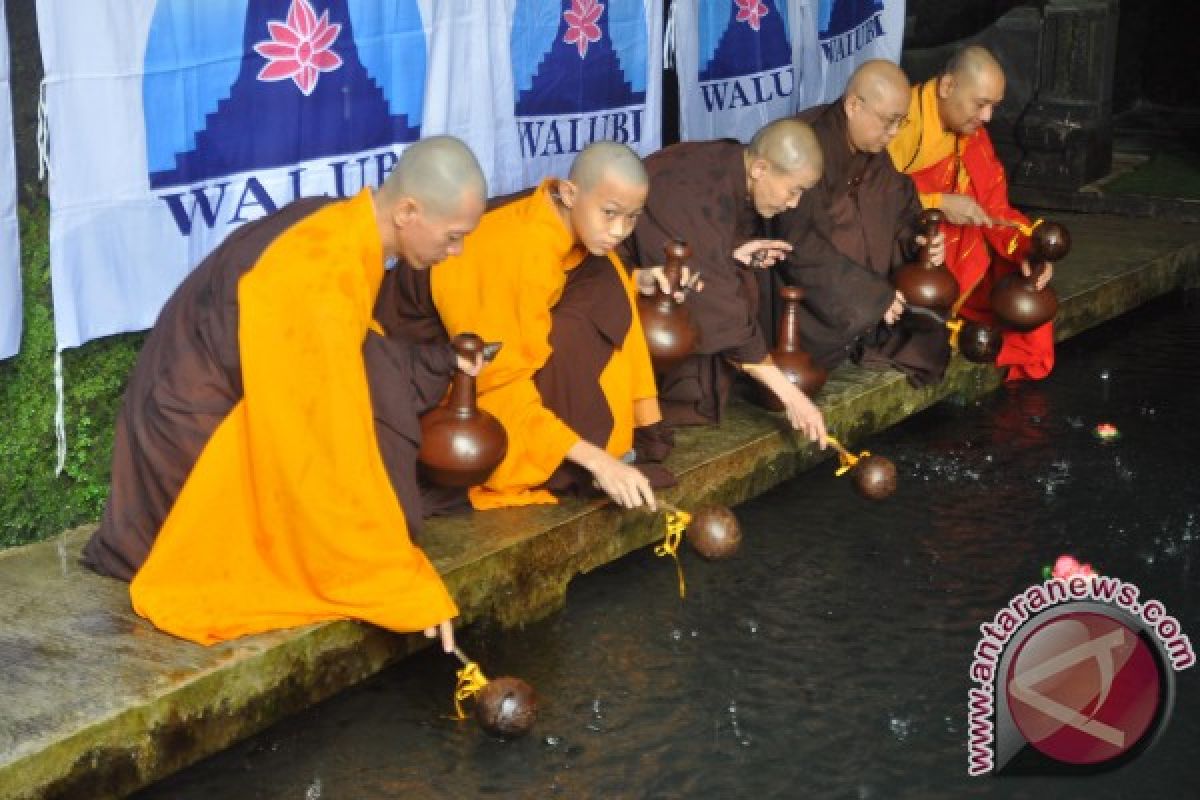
top-left (945, 317), bottom-right (964, 353)
top-left (1006, 217), bottom-right (1043, 256)
top-left (654, 509), bottom-right (691, 599)
top-left (826, 435), bottom-right (870, 477)
top-left (452, 660), bottom-right (491, 720)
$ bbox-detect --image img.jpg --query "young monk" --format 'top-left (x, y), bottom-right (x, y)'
top-left (430, 141), bottom-right (671, 512)
top-left (775, 59), bottom-right (950, 386)
top-left (619, 118), bottom-right (827, 446)
top-left (888, 45), bottom-right (1056, 381)
top-left (82, 136), bottom-right (487, 650)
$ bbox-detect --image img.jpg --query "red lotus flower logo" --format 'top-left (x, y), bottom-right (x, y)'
top-left (735, 0), bottom-right (770, 31)
top-left (563, 0), bottom-right (605, 59)
top-left (254, 0), bottom-right (343, 96)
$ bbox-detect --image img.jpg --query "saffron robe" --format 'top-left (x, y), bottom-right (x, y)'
top-left (887, 79), bottom-right (1054, 381)
top-left (431, 181), bottom-right (662, 510)
top-left (85, 191), bottom-right (458, 645)
top-left (619, 140), bottom-right (770, 425)
top-left (773, 102), bottom-right (951, 386)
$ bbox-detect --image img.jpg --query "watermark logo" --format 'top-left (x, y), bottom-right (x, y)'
top-left (968, 576), bottom-right (1194, 776)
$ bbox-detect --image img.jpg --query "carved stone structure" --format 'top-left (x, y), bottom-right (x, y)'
top-left (1014, 0), bottom-right (1121, 190)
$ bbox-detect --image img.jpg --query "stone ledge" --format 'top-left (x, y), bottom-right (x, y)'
top-left (1, 212), bottom-right (1198, 799)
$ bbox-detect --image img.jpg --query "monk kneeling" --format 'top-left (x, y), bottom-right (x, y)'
top-left (431, 142), bottom-right (672, 512)
top-left (82, 136), bottom-right (488, 650)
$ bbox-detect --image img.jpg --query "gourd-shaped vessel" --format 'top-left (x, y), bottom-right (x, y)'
top-left (894, 209), bottom-right (959, 329)
top-left (991, 221), bottom-right (1068, 332)
top-left (638, 239), bottom-right (700, 373)
top-left (418, 333), bottom-right (508, 488)
top-left (956, 319), bottom-right (1003, 364)
top-left (757, 285), bottom-right (827, 411)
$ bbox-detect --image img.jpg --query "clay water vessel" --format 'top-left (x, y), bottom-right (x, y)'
top-left (756, 285), bottom-right (827, 411)
top-left (686, 505), bottom-right (742, 560)
top-left (418, 333), bottom-right (507, 487)
top-left (894, 209), bottom-right (958, 329)
top-left (474, 676), bottom-right (539, 738)
top-left (851, 455), bottom-right (898, 501)
top-left (991, 221), bottom-right (1069, 332)
top-left (638, 239), bottom-right (700, 373)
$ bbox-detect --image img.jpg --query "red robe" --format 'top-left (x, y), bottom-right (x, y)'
top-left (888, 79), bottom-right (1054, 381)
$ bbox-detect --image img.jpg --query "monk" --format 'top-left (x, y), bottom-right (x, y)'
top-left (619, 119), bottom-right (827, 445)
top-left (888, 45), bottom-right (1056, 381)
top-left (775, 59), bottom-right (950, 386)
top-left (430, 141), bottom-right (671, 512)
top-left (81, 136), bottom-right (488, 649)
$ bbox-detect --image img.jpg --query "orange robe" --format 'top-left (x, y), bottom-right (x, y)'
top-left (431, 181), bottom-right (660, 510)
top-left (130, 190), bottom-right (457, 645)
top-left (888, 79), bottom-right (1054, 381)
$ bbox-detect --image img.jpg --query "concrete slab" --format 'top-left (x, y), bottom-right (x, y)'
top-left (1, 213), bottom-right (1198, 799)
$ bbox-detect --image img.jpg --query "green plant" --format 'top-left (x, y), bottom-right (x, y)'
top-left (0, 198), bottom-right (144, 546)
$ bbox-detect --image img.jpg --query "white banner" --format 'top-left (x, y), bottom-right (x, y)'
top-left (0, 0), bottom-right (20, 360)
top-left (39, 0), bottom-right (666, 349)
top-left (504, 0), bottom-right (663, 195)
top-left (675, 0), bottom-right (817, 143)
top-left (795, 0), bottom-right (905, 109)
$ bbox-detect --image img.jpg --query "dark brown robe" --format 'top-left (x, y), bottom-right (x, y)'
top-left (773, 102), bottom-right (950, 386)
top-left (83, 199), bottom-right (456, 581)
top-left (619, 140), bottom-right (769, 425)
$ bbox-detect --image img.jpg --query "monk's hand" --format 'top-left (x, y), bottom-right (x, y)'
top-left (914, 231), bottom-right (946, 266)
top-left (424, 619), bottom-right (456, 654)
top-left (733, 239), bottom-right (793, 269)
top-left (883, 290), bottom-right (906, 326)
top-left (569, 440), bottom-right (657, 511)
top-left (743, 362), bottom-right (828, 448)
top-left (456, 352), bottom-right (485, 376)
top-left (634, 266), bottom-right (702, 303)
top-left (1021, 259), bottom-right (1054, 290)
top-left (938, 193), bottom-right (994, 227)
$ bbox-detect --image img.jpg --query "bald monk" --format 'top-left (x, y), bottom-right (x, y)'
top-left (774, 59), bottom-right (950, 386)
top-left (619, 119), bottom-right (827, 445)
top-left (888, 46), bottom-right (1055, 381)
top-left (82, 136), bottom-right (487, 649)
top-left (431, 141), bottom-right (670, 511)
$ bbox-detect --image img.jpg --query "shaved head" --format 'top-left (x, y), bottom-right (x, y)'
top-left (944, 45), bottom-right (1005, 89)
top-left (937, 45), bottom-right (1006, 135)
top-left (847, 59), bottom-right (909, 107)
top-left (568, 140), bottom-right (648, 192)
top-left (744, 119), bottom-right (823, 218)
top-left (843, 59), bottom-right (911, 153)
top-left (747, 118), bottom-right (823, 175)
top-left (378, 135), bottom-right (487, 218)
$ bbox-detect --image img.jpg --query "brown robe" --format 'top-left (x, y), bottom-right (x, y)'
top-left (773, 102), bottom-right (950, 386)
top-left (619, 140), bottom-right (769, 425)
top-left (84, 199), bottom-right (456, 581)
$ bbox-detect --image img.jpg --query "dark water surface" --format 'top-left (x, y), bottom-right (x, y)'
top-left (138, 293), bottom-right (1200, 799)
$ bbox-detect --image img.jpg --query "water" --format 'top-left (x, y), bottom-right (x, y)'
top-left (138, 293), bottom-right (1200, 799)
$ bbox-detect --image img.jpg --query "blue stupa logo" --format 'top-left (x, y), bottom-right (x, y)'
top-left (697, 0), bottom-right (793, 112)
top-left (144, 0), bottom-right (427, 191)
top-left (818, 0), bottom-right (886, 63)
top-left (511, 0), bottom-right (648, 158)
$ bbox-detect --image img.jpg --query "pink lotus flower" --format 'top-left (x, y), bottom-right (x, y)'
top-left (564, 0), bottom-right (605, 59)
top-left (1052, 554), bottom-right (1097, 581)
top-left (735, 0), bottom-right (770, 31)
top-left (254, 0), bottom-right (343, 96)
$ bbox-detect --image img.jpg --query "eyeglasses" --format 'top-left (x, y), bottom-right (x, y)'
top-left (855, 94), bottom-right (910, 133)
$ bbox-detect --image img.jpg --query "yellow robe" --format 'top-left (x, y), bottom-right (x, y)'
top-left (130, 190), bottom-right (457, 645)
top-left (431, 181), bottom-right (660, 510)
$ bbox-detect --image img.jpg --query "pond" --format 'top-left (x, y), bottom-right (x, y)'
top-left (137, 291), bottom-right (1200, 799)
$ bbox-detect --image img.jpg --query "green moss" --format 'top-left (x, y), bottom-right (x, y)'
top-left (1104, 149), bottom-right (1200, 200)
top-left (0, 199), bottom-right (144, 547)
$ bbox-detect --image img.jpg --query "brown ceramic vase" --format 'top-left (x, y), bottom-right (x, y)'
top-left (418, 333), bottom-right (508, 488)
